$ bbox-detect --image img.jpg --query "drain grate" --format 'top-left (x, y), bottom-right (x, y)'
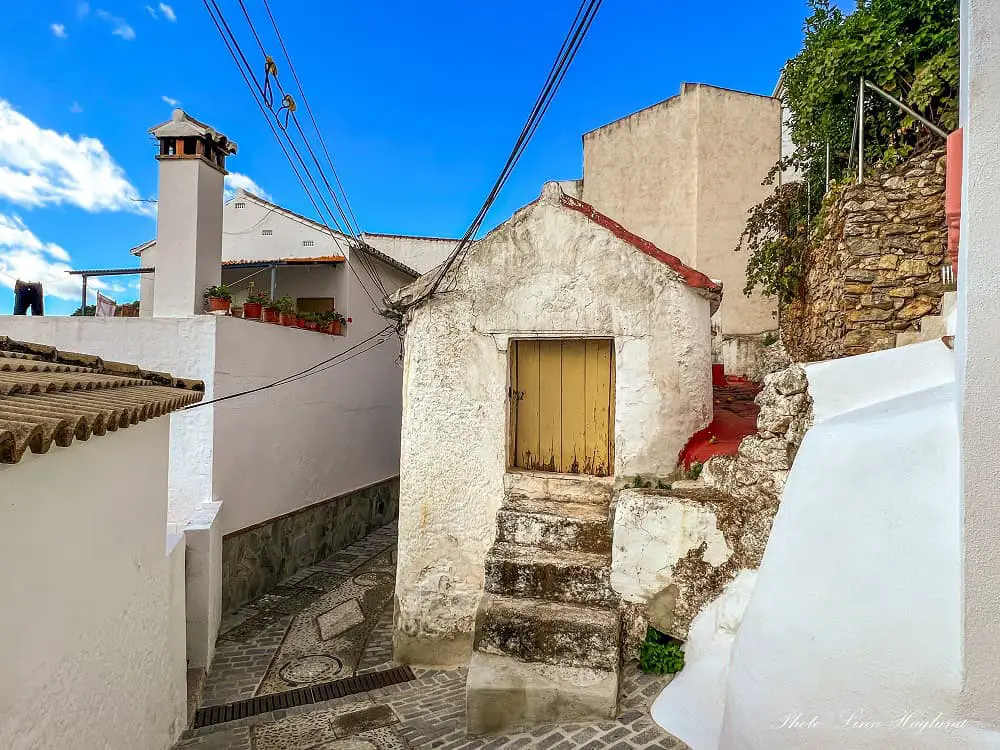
top-left (192, 665), bottom-right (416, 729)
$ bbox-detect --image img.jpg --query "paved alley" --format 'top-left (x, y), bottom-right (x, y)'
top-left (174, 522), bottom-right (689, 749)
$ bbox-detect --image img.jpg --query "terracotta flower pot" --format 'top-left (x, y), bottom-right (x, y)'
top-left (296, 318), bottom-right (307, 328)
top-left (206, 297), bottom-right (230, 313)
top-left (243, 302), bottom-right (262, 320)
top-left (262, 307), bottom-right (279, 323)
top-left (231, 306), bottom-right (244, 319)
top-left (307, 321), bottom-right (319, 331)
top-left (280, 312), bottom-right (296, 326)
top-left (329, 321), bottom-right (343, 336)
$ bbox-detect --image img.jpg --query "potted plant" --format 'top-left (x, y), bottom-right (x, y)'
top-left (244, 291), bottom-right (268, 320)
top-left (300, 312), bottom-right (319, 331)
top-left (231, 304), bottom-right (244, 319)
top-left (328, 312), bottom-right (345, 336)
top-left (262, 300), bottom-right (279, 323)
top-left (275, 296), bottom-right (296, 326)
top-left (204, 285), bottom-right (232, 313)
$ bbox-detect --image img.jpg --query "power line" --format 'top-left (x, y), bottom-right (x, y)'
top-left (218, 0), bottom-right (390, 309)
top-left (407, 0), bottom-right (603, 306)
top-left (183, 325), bottom-right (394, 410)
top-left (201, 0), bottom-right (383, 312)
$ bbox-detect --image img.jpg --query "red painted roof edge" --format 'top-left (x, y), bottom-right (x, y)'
top-left (558, 194), bottom-right (722, 294)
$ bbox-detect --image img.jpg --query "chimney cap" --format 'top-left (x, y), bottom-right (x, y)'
top-left (149, 109), bottom-right (238, 155)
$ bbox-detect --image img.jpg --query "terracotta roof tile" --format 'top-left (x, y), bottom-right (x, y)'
top-left (0, 337), bottom-right (203, 464)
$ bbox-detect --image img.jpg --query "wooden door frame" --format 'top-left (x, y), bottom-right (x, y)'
top-left (505, 337), bottom-right (616, 477)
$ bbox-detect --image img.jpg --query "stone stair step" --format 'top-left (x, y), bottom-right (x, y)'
top-left (496, 504), bottom-right (611, 554)
top-left (484, 543), bottom-right (616, 607)
top-left (474, 594), bottom-right (619, 671)
top-left (506, 472), bottom-right (614, 506)
top-left (466, 651), bottom-right (619, 735)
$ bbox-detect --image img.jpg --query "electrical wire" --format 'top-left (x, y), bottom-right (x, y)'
top-left (201, 0), bottom-right (382, 312)
top-left (409, 0), bottom-right (603, 305)
top-left (234, 0), bottom-right (390, 303)
top-left (182, 325), bottom-right (394, 410)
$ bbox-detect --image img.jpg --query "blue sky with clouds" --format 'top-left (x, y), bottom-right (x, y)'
top-left (0, 0), bottom-right (818, 315)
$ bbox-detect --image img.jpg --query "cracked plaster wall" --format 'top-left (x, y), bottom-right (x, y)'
top-left (394, 189), bottom-right (714, 664)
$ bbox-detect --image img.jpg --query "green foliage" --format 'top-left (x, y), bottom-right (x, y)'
top-left (71, 304), bottom-right (96, 316)
top-left (739, 0), bottom-right (958, 301)
top-left (685, 462), bottom-right (703, 481)
top-left (638, 628), bottom-right (685, 675)
top-left (246, 290), bottom-right (270, 305)
top-left (762, 331), bottom-right (779, 347)
top-left (203, 284), bottom-right (232, 301)
top-left (274, 295), bottom-right (296, 313)
top-left (782, 0), bottom-right (958, 180)
top-left (656, 479), bottom-right (671, 490)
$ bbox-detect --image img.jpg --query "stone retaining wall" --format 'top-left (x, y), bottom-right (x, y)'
top-left (782, 148), bottom-right (949, 360)
top-left (612, 363), bottom-right (813, 652)
top-left (221, 477), bottom-right (399, 612)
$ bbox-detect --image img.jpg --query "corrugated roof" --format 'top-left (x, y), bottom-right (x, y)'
top-left (0, 337), bottom-right (203, 465)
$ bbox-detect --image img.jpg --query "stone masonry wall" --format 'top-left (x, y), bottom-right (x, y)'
top-left (782, 148), bottom-right (948, 360)
top-left (613, 363), bottom-right (813, 652)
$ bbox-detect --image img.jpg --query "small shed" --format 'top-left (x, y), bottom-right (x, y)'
top-left (390, 182), bottom-right (722, 668)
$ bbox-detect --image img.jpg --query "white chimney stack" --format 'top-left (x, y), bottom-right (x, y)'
top-left (149, 110), bottom-right (238, 317)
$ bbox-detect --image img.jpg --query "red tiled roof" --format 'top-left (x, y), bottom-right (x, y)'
top-left (558, 194), bottom-right (722, 294)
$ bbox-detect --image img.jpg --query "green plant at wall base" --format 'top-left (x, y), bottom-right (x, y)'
top-left (686, 462), bottom-right (703, 481)
top-left (656, 480), bottom-right (671, 490)
top-left (639, 627), bottom-right (685, 675)
top-left (763, 331), bottom-right (779, 347)
top-left (246, 290), bottom-right (269, 305)
top-left (632, 475), bottom-right (644, 489)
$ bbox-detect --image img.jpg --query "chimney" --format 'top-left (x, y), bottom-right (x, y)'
top-left (150, 109), bottom-right (237, 316)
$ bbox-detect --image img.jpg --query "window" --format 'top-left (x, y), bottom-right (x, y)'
top-left (302, 240), bottom-right (315, 247)
top-left (261, 229), bottom-right (273, 236)
top-left (235, 201), bottom-right (246, 209)
top-left (296, 297), bottom-right (335, 314)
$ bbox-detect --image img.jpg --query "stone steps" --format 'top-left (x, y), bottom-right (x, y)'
top-left (474, 594), bottom-right (619, 671)
top-left (507, 471), bottom-right (614, 506)
top-left (496, 501), bottom-right (611, 555)
top-left (484, 542), bottom-right (616, 607)
top-left (467, 473), bottom-right (621, 734)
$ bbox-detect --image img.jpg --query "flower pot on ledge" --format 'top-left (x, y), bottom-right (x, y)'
top-left (327, 321), bottom-right (342, 336)
top-left (280, 312), bottom-right (296, 327)
top-left (243, 302), bottom-right (262, 320)
top-left (231, 305), bottom-right (244, 319)
top-left (262, 307), bottom-right (279, 324)
top-left (206, 297), bottom-right (230, 313)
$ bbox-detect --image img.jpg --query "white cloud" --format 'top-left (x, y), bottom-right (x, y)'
top-left (144, 4), bottom-right (157, 18)
top-left (50, 23), bottom-right (68, 38)
top-left (0, 213), bottom-right (124, 302)
top-left (70, 101), bottom-right (83, 114)
top-left (0, 98), bottom-right (150, 215)
top-left (161, 95), bottom-right (181, 107)
top-left (158, 3), bottom-right (176, 22)
top-left (96, 9), bottom-right (135, 40)
top-left (225, 172), bottom-right (270, 201)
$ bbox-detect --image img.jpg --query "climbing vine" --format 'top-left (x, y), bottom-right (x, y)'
top-left (739, 0), bottom-right (959, 301)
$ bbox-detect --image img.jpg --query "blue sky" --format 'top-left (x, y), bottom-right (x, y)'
top-left (0, 0), bottom-right (816, 315)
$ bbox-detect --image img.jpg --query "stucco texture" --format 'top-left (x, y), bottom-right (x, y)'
top-left (394, 184), bottom-right (715, 663)
top-left (0, 420), bottom-right (187, 749)
top-left (581, 83), bottom-right (780, 338)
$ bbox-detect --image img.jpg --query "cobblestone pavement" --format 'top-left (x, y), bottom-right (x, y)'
top-left (175, 522), bottom-right (689, 750)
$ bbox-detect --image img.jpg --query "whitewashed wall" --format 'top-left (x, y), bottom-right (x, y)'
top-left (0, 420), bottom-right (187, 750)
top-left (361, 232), bottom-right (457, 275)
top-left (0, 316), bottom-right (216, 525)
top-left (395, 186), bottom-right (714, 665)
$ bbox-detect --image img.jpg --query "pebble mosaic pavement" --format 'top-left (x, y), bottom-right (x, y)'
top-left (174, 521), bottom-right (690, 750)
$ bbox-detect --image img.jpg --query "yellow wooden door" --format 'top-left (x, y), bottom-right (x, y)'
top-left (510, 339), bottom-right (614, 476)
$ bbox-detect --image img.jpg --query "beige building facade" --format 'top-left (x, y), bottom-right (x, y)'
top-left (579, 83), bottom-right (781, 356)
